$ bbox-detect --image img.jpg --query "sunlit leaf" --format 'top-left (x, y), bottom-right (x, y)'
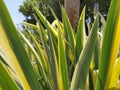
top-left (0, 61), bottom-right (19, 90)
top-left (0, 1), bottom-right (41, 89)
top-left (70, 16), bottom-right (99, 90)
top-left (76, 6), bottom-right (86, 61)
top-left (95, 0), bottom-right (120, 89)
top-left (58, 25), bottom-right (69, 90)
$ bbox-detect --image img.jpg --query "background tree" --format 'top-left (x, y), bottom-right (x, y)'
top-left (19, 0), bottom-right (63, 24)
top-left (19, 0), bottom-right (36, 24)
top-left (19, 0), bottom-right (111, 25)
top-left (80, 0), bottom-right (111, 20)
top-left (64, 0), bottom-right (80, 30)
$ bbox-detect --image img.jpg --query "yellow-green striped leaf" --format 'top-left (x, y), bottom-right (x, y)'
top-left (58, 24), bottom-right (69, 90)
top-left (0, 58), bottom-right (19, 90)
top-left (0, 1), bottom-right (41, 89)
top-left (62, 6), bottom-right (75, 51)
top-left (95, 0), bottom-right (120, 89)
top-left (76, 6), bottom-right (86, 61)
top-left (109, 57), bottom-right (120, 88)
top-left (33, 6), bottom-right (57, 39)
top-left (70, 16), bottom-right (99, 90)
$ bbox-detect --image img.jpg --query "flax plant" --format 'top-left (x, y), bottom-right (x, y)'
top-left (0, 0), bottom-right (120, 90)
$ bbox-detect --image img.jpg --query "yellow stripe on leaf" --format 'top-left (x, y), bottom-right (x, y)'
top-left (105, 14), bottom-right (120, 89)
top-left (0, 24), bottom-right (31, 90)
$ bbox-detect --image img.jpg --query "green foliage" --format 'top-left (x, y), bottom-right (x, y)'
top-left (0, 0), bottom-right (120, 90)
top-left (81, 0), bottom-right (111, 19)
top-left (19, 0), bottom-right (63, 24)
top-left (95, 0), bottom-right (120, 89)
top-left (0, 57), bottom-right (19, 90)
top-left (19, 0), bottom-right (111, 25)
top-left (70, 14), bottom-right (99, 90)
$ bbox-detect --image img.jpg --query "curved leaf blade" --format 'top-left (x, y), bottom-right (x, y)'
top-left (70, 16), bottom-right (99, 90)
top-left (95, 0), bottom-right (120, 89)
top-left (58, 25), bottom-right (69, 90)
top-left (0, 1), bottom-right (41, 90)
top-left (76, 6), bottom-right (86, 61)
top-left (0, 61), bottom-right (19, 90)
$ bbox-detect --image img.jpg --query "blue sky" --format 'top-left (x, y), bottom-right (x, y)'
top-left (4, 0), bottom-right (25, 25)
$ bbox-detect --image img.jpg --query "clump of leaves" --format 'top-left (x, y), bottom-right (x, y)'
top-left (0, 0), bottom-right (120, 90)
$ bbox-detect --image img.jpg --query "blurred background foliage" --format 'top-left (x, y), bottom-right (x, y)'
top-left (19, 0), bottom-right (111, 24)
top-left (19, 0), bottom-right (64, 24)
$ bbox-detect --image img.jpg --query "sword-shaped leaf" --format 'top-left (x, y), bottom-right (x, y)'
top-left (70, 16), bottom-right (99, 90)
top-left (0, 1), bottom-right (41, 89)
top-left (95, 0), bottom-right (120, 89)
